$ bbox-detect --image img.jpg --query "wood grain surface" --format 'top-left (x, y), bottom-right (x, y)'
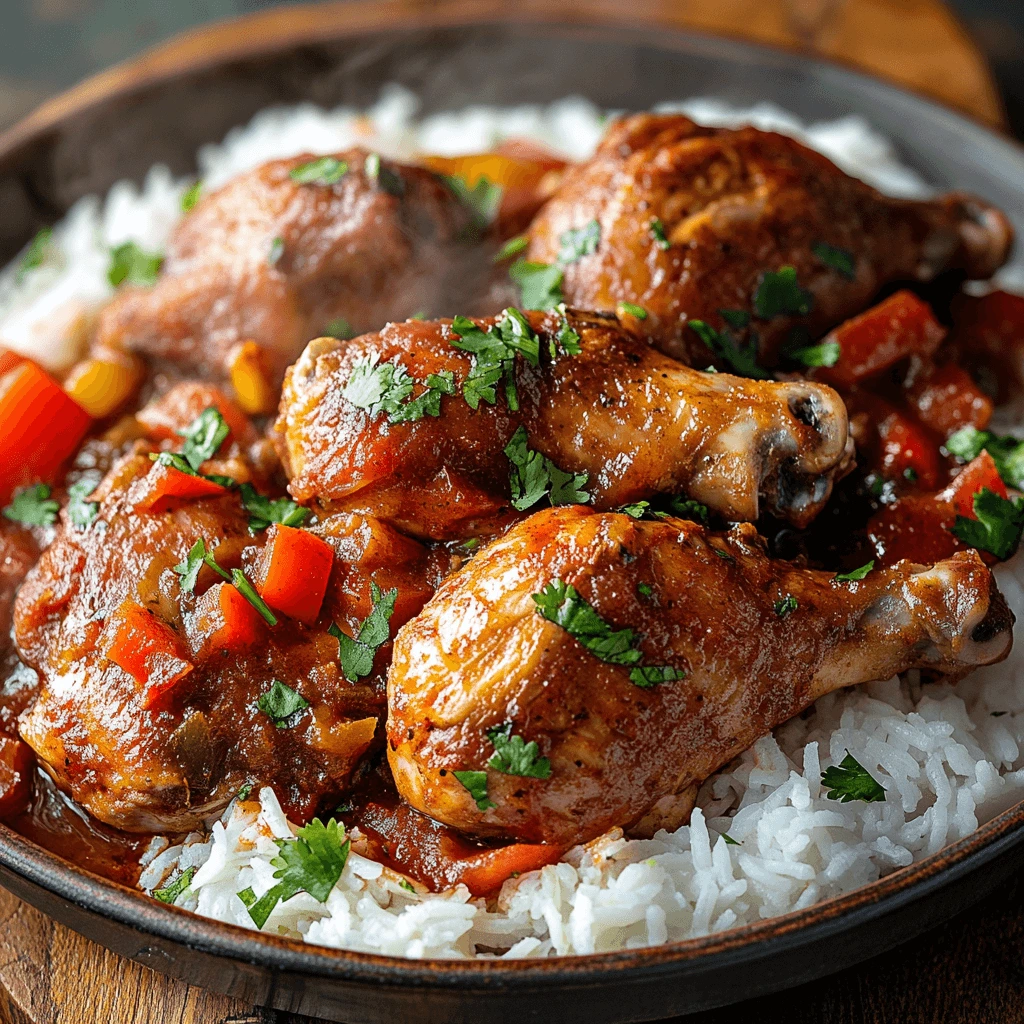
top-left (0, 1), bottom-right (1011, 1023)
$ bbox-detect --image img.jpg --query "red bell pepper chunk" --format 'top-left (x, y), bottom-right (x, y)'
top-left (816, 290), bottom-right (945, 388)
top-left (939, 451), bottom-right (1007, 518)
top-left (0, 358), bottom-right (92, 505)
top-left (193, 581), bottom-right (264, 651)
top-left (253, 523), bottom-right (334, 625)
top-left (0, 734), bottom-right (34, 818)
top-left (102, 600), bottom-right (193, 707)
top-left (133, 463), bottom-right (229, 514)
top-left (457, 843), bottom-right (564, 897)
top-left (905, 362), bottom-right (992, 438)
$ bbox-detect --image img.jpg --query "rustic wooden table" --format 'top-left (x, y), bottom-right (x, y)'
top-left (0, 1), bottom-right (1014, 1022)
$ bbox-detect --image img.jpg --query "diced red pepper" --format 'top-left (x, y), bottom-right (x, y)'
top-left (457, 843), bottom-right (565, 896)
top-left (905, 362), bottom-right (992, 437)
top-left (253, 523), bottom-right (334, 625)
top-left (939, 451), bottom-right (1007, 517)
top-left (949, 290), bottom-right (1024, 405)
top-left (0, 348), bottom-right (24, 378)
top-left (192, 582), bottom-right (265, 652)
top-left (815, 290), bottom-right (945, 388)
top-left (0, 358), bottom-right (92, 505)
top-left (0, 735), bottom-right (34, 818)
top-left (102, 600), bottom-right (193, 707)
top-left (848, 392), bottom-right (944, 489)
top-left (133, 463), bottom-right (228, 514)
top-left (136, 381), bottom-right (251, 447)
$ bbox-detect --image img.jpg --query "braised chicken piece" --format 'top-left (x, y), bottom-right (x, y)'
top-left (523, 114), bottom-right (1013, 367)
top-left (387, 506), bottom-right (1013, 848)
top-left (13, 450), bottom-right (443, 832)
top-left (277, 308), bottom-right (853, 539)
top-left (92, 150), bottom-right (486, 387)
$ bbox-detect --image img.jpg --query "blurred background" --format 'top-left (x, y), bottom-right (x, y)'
top-left (1, 0), bottom-right (1023, 136)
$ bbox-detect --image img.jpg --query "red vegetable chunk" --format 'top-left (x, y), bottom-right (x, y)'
top-left (254, 523), bottom-right (334, 625)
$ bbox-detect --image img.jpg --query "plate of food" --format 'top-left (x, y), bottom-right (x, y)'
top-left (2, 3), bottom-right (1024, 1022)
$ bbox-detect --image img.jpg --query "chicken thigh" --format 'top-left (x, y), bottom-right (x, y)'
top-left (93, 149), bottom-right (486, 386)
top-left (277, 308), bottom-right (853, 539)
top-left (387, 506), bottom-right (1013, 847)
top-left (524, 114), bottom-right (1013, 367)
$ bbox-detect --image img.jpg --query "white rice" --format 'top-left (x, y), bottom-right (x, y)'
top-left (6, 87), bottom-right (1024, 959)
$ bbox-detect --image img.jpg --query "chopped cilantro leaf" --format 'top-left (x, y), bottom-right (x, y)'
top-left (487, 723), bottom-right (552, 779)
top-left (629, 665), bottom-right (685, 688)
top-left (621, 501), bottom-right (652, 519)
top-left (494, 235), bottom-right (528, 262)
top-left (788, 339), bottom-right (840, 368)
top-left (504, 425), bottom-right (589, 511)
top-left (509, 259), bottom-right (564, 311)
top-left (719, 309), bottom-right (751, 331)
top-left (239, 483), bottom-right (309, 532)
top-left (774, 594), bottom-right (798, 618)
top-left (558, 220), bottom-right (600, 264)
top-left (244, 817), bottom-right (350, 929)
top-left (107, 241), bottom-right (163, 288)
top-left (668, 497), bottom-right (708, 523)
top-left (3, 484), bottom-right (59, 527)
top-left (637, 582), bottom-right (654, 598)
top-left (237, 886), bottom-right (256, 908)
top-left (551, 305), bottom-right (582, 357)
top-left (325, 317), bottom-right (353, 340)
top-left (343, 355), bottom-right (454, 423)
top-left (722, 833), bottom-right (741, 846)
top-left (178, 407), bottom-right (229, 471)
top-left (812, 241), bottom-right (856, 280)
top-left (173, 538), bottom-right (208, 594)
top-left (617, 302), bottom-right (647, 320)
top-left (753, 266), bottom-right (813, 319)
top-left (236, 783), bottom-right (253, 801)
top-left (399, 878), bottom-right (416, 893)
top-left (66, 478), bottom-right (100, 529)
top-left (232, 570), bottom-right (278, 625)
top-left (649, 218), bottom-right (670, 250)
top-left (835, 561), bottom-right (874, 582)
top-left (149, 451), bottom-right (198, 476)
top-left (453, 770), bottom-right (495, 811)
top-left (363, 153), bottom-right (404, 195)
top-left (443, 174), bottom-right (502, 229)
top-left (449, 308), bottom-right (540, 411)
top-left (290, 156), bottom-right (348, 185)
top-left (185, 541), bottom-right (277, 623)
top-left (268, 236), bottom-right (284, 266)
top-left (688, 318), bottom-right (769, 380)
top-left (257, 679), bottom-right (310, 728)
top-left (330, 581), bottom-right (397, 682)
top-left (17, 227), bottom-right (53, 282)
top-left (180, 180), bottom-right (202, 213)
top-left (946, 426), bottom-right (1024, 490)
top-left (154, 867), bottom-right (194, 904)
top-left (952, 488), bottom-right (1024, 560)
top-left (820, 752), bottom-right (886, 803)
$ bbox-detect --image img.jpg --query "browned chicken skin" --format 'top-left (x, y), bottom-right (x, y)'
top-left (93, 149), bottom-right (485, 386)
top-left (525, 114), bottom-right (1013, 366)
top-left (387, 506), bottom-right (1013, 848)
top-left (277, 309), bottom-right (853, 539)
top-left (13, 452), bottom-right (444, 832)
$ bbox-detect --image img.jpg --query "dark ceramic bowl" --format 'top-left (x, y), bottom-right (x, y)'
top-left (2, 4), bottom-right (1024, 1022)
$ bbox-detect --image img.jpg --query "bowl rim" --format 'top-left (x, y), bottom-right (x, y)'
top-left (2, 0), bottom-right (1024, 987)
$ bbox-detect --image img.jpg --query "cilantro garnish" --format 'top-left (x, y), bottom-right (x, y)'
top-left (443, 174), bottom-right (502, 229)
top-left (722, 833), bottom-right (741, 846)
top-left (268, 236), bottom-right (284, 266)
top-left (533, 579), bottom-right (682, 688)
top-left (487, 723), bottom-right (552, 779)
top-left (504, 426), bottom-right (589, 511)
top-left (835, 561), bottom-right (874, 582)
top-left (688, 318), bottom-right (769, 380)
top-left (343, 356), bottom-right (455, 423)
top-left (236, 782), bottom-right (253, 801)
top-left (952, 488), bottom-right (1024, 560)
top-left (637, 582), bottom-right (654, 598)
top-left (325, 317), bottom-right (353, 340)
top-left (946, 426), bottom-right (1024, 490)
top-left (3, 484), bottom-right (60, 527)
top-left (232, 570), bottom-right (278, 625)
top-left (494, 235), bottom-right (528, 262)
top-left (617, 302), bottom-right (648, 320)
top-left (812, 241), bottom-right (856, 281)
top-left (399, 878), bottom-right (416, 893)
top-left (242, 817), bottom-right (350, 929)
top-left (107, 241), bottom-right (163, 288)
top-left (788, 339), bottom-right (840, 368)
top-left (178, 407), bottom-right (229, 471)
top-left (173, 538), bottom-right (208, 594)
top-left (17, 227), bottom-right (53, 282)
top-left (550, 305), bottom-right (582, 358)
top-left (66, 478), bottom-right (100, 529)
top-left (174, 539), bottom-right (277, 624)
top-left (290, 156), bottom-right (348, 185)
top-left (774, 594), bottom-right (798, 618)
top-left (257, 679), bottom-right (310, 729)
top-left (180, 180), bottom-right (202, 213)
top-left (753, 266), bottom-right (813, 319)
top-left (620, 501), bottom-right (652, 519)
top-left (649, 218), bottom-right (671, 250)
top-left (619, 497), bottom-right (707, 523)
top-left (509, 259), bottom-right (564, 311)
top-left (453, 770), bottom-right (495, 811)
top-left (154, 866), bottom-right (195, 904)
top-left (329, 581), bottom-right (397, 682)
top-left (558, 220), bottom-right (600, 264)
top-left (364, 153), bottom-right (404, 196)
top-left (820, 751), bottom-right (886, 803)
top-left (239, 483), bottom-right (309, 532)
top-left (449, 308), bottom-right (540, 411)
top-left (149, 451), bottom-right (202, 476)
